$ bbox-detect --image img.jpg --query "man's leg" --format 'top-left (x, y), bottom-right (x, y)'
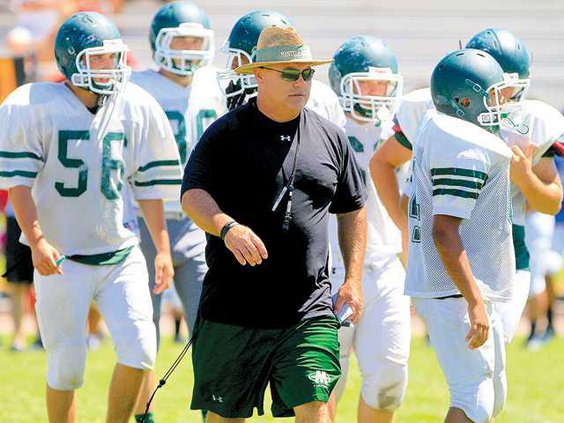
top-left (35, 261), bottom-right (95, 423)
top-left (8, 283), bottom-right (29, 350)
top-left (354, 262), bottom-right (410, 423)
top-left (106, 363), bottom-right (146, 423)
top-left (206, 412), bottom-right (245, 423)
top-left (94, 248), bottom-right (156, 423)
top-left (294, 401), bottom-right (331, 423)
top-left (413, 298), bottom-right (497, 423)
top-left (46, 386), bottom-right (76, 423)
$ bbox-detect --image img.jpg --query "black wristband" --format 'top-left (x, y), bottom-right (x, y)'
top-left (220, 221), bottom-right (238, 240)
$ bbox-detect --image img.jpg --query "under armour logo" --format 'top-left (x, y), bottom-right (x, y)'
top-left (280, 135), bottom-right (292, 142)
top-left (212, 395), bottom-right (223, 403)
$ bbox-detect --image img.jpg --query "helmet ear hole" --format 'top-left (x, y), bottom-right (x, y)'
top-left (460, 97), bottom-right (471, 107)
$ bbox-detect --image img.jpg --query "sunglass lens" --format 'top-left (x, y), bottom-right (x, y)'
top-left (281, 69), bottom-right (301, 82)
top-left (302, 68), bottom-right (315, 81)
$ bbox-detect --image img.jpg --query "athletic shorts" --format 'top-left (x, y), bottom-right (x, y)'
top-left (5, 216), bottom-right (34, 284)
top-left (190, 316), bottom-right (341, 419)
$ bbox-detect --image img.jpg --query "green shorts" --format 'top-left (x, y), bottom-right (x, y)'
top-left (190, 316), bottom-right (341, 418)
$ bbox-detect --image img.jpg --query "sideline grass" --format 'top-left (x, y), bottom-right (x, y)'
top-left (0, 335), bottom-right (562, 422)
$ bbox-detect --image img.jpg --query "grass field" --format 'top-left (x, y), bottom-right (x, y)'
top-left (0, 334), bottom-right (562, 422)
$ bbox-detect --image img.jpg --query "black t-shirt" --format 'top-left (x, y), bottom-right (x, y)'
top-left (181, 100), bottom-right (365, 328)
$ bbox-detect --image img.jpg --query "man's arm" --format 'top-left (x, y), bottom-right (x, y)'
top-left (370, 135), bottom-right (413, 232)
top-left (335, 206), bottom-right (366, 324)
top-left (511, 146), bottom-right (563, 215)
top-left (432, 214), bottom-right (489, 349)
top-left (181, 188), bottom-right (268, 266)
top-left (9, 186), bottom-right (63, 276)
top-left (137, 199), bottom-right (174, 294)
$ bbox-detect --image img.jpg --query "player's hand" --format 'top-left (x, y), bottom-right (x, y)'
top-left (466, 301), bottom-right (489, 350)
top-left (224, 224), bottom-right (268, 266)
top-left (510, 144), bottom-right (535, 186)
top-left (153, 252), bottom-right (174, 294)
top-left (335, 279), bottom-right (363, 324)
top-left (30, 238), bottom-right (63, 276)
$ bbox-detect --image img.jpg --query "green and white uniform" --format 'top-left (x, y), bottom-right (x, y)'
top-left (0, 81), bottom-right (181, 390)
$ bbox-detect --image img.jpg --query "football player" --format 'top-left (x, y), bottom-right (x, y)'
top-left (326, 36), bottom-right (410, 423)
top-left (408, 48), bottom-right (523, 423)
top-left (124, 2), bottom-right (226, 422)
top-left (218, 9), bottom-right (346, 126)
top-left (0, 12), bottom-right (181, 423)
top-left (371, 28), bottom-right (564, 345)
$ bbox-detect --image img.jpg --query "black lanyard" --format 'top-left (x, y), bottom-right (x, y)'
top-left (271, 123), bottom-right (301, 232)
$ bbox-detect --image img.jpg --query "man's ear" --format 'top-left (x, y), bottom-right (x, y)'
top-left (253, 68), bottom-right (264, 83)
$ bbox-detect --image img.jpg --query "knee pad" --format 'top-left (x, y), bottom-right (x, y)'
top-left (115, 321), bottom-right (157, 370)
top-left (47, 343), bottom-right (87, 391)
top-left (361, 361), bottom-right (408, 411)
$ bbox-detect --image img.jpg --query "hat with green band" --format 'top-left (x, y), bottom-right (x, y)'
top-left (234, 26), bottom-right (332, 74)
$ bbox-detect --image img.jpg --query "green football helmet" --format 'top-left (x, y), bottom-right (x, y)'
top-left (54, 12), bottom-right (130, 95)
top-left (329, 35), bottom-right (403, 123)
top-left (431, 48), bottom-right (523, 132)
top-left (218, 10), bottom-right (292, 110)
top-left (150, 1), bottom-right (214, 76)
top-left (466, 28), bottom-right (530, 101)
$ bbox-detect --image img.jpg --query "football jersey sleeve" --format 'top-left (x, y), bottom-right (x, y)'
top-left (529, 102), bottom-right (564, 163)
top-left (395, 88), bottom-right (433, 148)
top-left (430, 148), bottom-right (490, 220)
top-left (0, 88), bottom-right (44, 189)
top-left (130, 100), bottom-right (182, 201)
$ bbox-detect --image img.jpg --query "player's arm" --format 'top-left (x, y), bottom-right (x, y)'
top-left (432, 215), bottom-right (488, 350)
top-left (181, 189), bottom-right (268, 267)
top-left (335, 207), bottom-right (366, 324)
top-left (369, 135), bottom-right (413, 233)
top-left (138, 199), bottom-right (174, 294)
top-left (9, 186), bottom-right (63, 276)
top-left (511, 146), bottom-right (563, 214)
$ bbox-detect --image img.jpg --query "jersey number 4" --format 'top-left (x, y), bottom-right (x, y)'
top-left (55, 130), bottom-right (124, 199)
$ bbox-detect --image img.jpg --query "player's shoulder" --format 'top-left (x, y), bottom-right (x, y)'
top-left (401, 87), bottom-right (432, 104)
top-left (523, 99), bottom-right (562, 120)
top-left (428, 113), bottom-right (510, 158)
top-left (119, 81), bottom-right (166, 119)
top-left (130, 68), bottom-right (161, 86)
top-left (2, 82), bottom-right (64, 108)
top-left (311, 79), bottom-right (336, 98)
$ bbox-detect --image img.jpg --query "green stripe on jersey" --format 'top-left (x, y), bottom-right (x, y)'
top-left (133, 179), bottom-right (182, 187)
top-left (0, 170), bottom-right (38, 178)
top-left (431, 167), bottom-right (488, 181)
top-left (0, 151), bottom-right (42, 160)
top-left (394, 132), bottom-right (412, 151)
top-left (432, 178), bottom-right (484, 189)
top-left (432, 188), bottom-right (479, 199)
top-left (137, 160), bottom-right (180, 172)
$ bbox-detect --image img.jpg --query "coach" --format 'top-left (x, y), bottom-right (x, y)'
top-left (181, 26), bottom-right (366, 423)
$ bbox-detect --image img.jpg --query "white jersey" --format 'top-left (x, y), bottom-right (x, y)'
top-left (406, 111), bottom-right (515, 301)
top-left (396, 90), bottom-right (564, 226)
top-left (0, 82), bottom-right (181, 256)
top-left (130, 66), bottom-right (227, 214)
top-left (501, 100), bottom-right (564, 225)
top-left (306, 80), bottom-right (347, 129)
top-left (330, 117), bottom-right (401, 270)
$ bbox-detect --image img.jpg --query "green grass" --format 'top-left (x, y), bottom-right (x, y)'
top-left (1, 335), bottom-right (563, 422)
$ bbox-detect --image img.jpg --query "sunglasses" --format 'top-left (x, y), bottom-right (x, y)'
top-left (260, 67), bottom-right (315, 82)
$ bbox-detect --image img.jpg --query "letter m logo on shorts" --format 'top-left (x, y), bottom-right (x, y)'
top-left (307, 370), bottom-right (330, 388)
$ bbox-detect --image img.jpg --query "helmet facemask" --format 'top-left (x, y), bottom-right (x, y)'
top-left (153, 22), bottom-right (214, 76)
top-left (474, 73), bottom-right (528, 133)
top-left (339, 67), bottom-right (403, 124)
top-left (71, 39), bottom-right (131, 95)
top-left (217, 44), bottom-right (258, 110)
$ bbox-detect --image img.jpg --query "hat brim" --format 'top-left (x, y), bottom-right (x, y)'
top-left (235, 59), bottom-right (333, 75)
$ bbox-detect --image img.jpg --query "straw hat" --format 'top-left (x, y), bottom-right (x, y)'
top-left (234, 26), bottom-right (333, 74)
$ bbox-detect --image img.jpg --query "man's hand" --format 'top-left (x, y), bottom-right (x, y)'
top-left (466, 301), bottom-right (489, 350)
top-left (510, 144), bottom-right (534, 187)
top-left (31, 238), bottom-right (63, 276)
top-left (224, 224), bottom-right (268, 266)
top-left (153, 252), bottom-right (174, 294)
top-left (335, 279), bottom-right (363, 324)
